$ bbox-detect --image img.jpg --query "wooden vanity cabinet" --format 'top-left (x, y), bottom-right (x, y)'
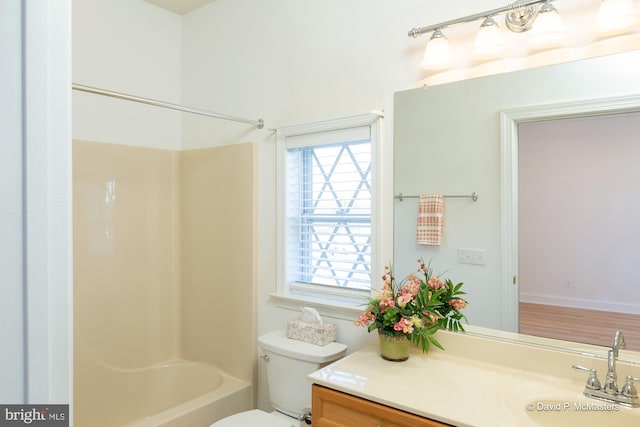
top-left (312, 384), bottom-right (452, 427)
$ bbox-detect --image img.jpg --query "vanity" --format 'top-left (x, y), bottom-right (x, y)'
top-left (308, 329), bottom-right (640, 426)
top-left (312, 384), bottom-right (449, 427)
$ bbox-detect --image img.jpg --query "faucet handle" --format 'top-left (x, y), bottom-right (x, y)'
top-left (572, 365), bottom-right (602, 390)
top-left (622, 376), bottom-right (640, 399)
top-left (613, 330), bottom-right (626, 356)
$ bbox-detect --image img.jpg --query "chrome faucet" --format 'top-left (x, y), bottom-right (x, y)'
top-left (603, 330), bottom-right (626, 395)
top-left (614, 330), bottom-right (627, 357)
top-left (572, 330), bottom-right (639, 408)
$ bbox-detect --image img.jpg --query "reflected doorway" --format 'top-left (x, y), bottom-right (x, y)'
top-left (517, 112), bottom-right (640, 351)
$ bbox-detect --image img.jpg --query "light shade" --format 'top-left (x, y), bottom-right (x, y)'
top-left (529, 0), bottom-right (567, 50)
top-left (596, 0), bottom-right (639, 35)
top-left (421, 29), bottom-right (452, 70)
top-left (473, 16), bottom-right (507, 60)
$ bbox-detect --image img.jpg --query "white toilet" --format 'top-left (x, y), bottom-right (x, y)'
top-left (210, 329), bottom-right (347, 427)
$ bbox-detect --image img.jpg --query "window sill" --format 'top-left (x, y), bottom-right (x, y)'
top-left (268, 292), bottom-right (366, 321)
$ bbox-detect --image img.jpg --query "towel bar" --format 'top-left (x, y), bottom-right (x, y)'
top-left (394, 192), bottom-right (478, 202)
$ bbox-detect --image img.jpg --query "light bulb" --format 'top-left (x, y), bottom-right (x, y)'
top-left (596, 0), bottom-right (639, 36)
top-left (529, 1), bottom-right (567, 50)
top-left (421, 29), bottom-right (452, 70)
top-left (473, 16), bottom-right (507, 60)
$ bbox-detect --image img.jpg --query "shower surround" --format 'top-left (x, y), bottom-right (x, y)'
top-left (73, 140), bottom-right (256, 426)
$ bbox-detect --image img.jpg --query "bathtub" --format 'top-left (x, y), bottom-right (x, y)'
top-left (75, 359), bottom-right (252, 427)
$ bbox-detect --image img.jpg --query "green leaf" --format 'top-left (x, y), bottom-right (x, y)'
top-left (429, 335), bottom-right (445, 351)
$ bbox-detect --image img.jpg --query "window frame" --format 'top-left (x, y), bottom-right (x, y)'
top-left (275, 113), bottom-right (382, 309)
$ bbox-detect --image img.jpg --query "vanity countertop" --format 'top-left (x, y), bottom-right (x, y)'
top-left (308, 331), bottom-right (640, 427)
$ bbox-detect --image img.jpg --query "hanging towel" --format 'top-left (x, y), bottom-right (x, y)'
top-left (416, 194), bottom-right (444, 246)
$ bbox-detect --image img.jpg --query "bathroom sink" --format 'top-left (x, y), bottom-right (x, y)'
top-left (525, 400), bottom-right (639, 426)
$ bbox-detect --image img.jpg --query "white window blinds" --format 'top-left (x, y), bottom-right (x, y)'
top-left (284, 124), bottom-right (372, 290)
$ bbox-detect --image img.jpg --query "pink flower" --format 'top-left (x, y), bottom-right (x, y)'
top-left (418, 259), bottom-right (428, 275)
top-left (382, 265), bottom-right (393, 286)
top-left (381, 281), bottom-right (392, 296)
top-left (393, 317), bottom-right (414, 334)
top-left (355, 312), bottom-right (375, 327)
top-left (397, 292), bottom-right (413, 308)
top-left (401, 275), bottom-right (420, 296)
top-left (379, 295), bottom-right (395, 311)
top-left (422, 310), bottom-right (439, 323)
top-left (447, 299), bottom-right (467, 310)
top-left (428, 276), bottom-right (443, 290)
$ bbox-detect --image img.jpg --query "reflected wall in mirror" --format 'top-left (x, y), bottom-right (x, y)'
top-left (393, 50), bottom-right (640, 358)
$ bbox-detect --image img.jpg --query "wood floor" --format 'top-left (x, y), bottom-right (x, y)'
top-left (519, 302), bottom-right (640, 351)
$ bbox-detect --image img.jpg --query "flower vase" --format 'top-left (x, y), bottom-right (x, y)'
top-left (378, 331), bottom-right (410, 362)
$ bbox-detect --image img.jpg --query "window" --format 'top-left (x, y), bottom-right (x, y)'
top-left (288, 139), bottom-right (371, 288)
top-left (277, 114), bottom-right (381, 303)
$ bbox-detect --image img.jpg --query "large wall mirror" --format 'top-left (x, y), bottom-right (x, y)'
top-left (393, 49), bottom-right (640, 361)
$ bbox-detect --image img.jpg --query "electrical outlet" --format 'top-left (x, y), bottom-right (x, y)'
top-left (457, 248), bottom-right (486, 265)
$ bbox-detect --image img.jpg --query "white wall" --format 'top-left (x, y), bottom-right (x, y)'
top-left (519, 112), bottom-right (640, 314)
top-left (179, 0), bottom-right (514, 410)
top-left (181, 0), bottom-right (506, 343)
top-left (73, 0), bottom-right (182, 149)
top-left (180, 0), bottom-right (513, 149)
top-left (0, 0), bottom-right (26, 403)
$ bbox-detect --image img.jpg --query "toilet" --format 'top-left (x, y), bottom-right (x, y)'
top-left (210, 329), bottom-right (347, 427)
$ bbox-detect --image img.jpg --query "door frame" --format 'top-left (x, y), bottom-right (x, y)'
top-left (500, 94), bottom-right (640, 332)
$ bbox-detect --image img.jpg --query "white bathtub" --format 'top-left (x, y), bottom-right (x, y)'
top-left (75, 359), bottom-right (252, 427)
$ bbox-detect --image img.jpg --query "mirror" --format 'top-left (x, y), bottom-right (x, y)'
top-left (393, 49), bottom-right (640, 361)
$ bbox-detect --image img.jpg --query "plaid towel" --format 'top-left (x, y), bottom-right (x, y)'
top-left (416, 194), bottom-right (444, 245)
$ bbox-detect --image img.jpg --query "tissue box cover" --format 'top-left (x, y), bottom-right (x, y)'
top-left (286, 319), bottom-right (336, 346)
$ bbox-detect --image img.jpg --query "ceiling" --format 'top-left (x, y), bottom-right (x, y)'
top-left (143, 0), bottom-right (216, 15)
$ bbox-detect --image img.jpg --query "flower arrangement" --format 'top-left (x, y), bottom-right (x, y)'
top-left (355, 258), bottom-right (468, 353)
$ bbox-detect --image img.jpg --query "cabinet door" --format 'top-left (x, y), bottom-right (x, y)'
top-left (312, 384), bottom-right (452, 427)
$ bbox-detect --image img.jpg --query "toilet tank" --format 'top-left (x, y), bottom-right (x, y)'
top-left (258, 330), bottom-right (347, 418)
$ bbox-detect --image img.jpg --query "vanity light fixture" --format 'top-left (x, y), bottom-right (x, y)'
top-left (596, 0), bottom-right (639, 36)
top-left (409, 0), bottom-right (561, 70)
top-left (528, 0), bottom-right (567, 49)
top-left (409, 0), bottom-right (639, 70)
top-left (473, 16), bottom-right (507, 60)
top-left (421, 29), bottom-right (453, 70)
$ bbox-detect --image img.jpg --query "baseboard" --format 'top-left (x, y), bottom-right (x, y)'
top-left (519, 293), bottom-right (640, 315)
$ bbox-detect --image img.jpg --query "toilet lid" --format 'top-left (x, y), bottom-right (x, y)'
top-left (209, 409), bottom-right (295, 427)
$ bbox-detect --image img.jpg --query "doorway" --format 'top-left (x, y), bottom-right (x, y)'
top-left (500, 95), bottom-right (640, 351)
top-left (517, 112), bottom-right (640, 350)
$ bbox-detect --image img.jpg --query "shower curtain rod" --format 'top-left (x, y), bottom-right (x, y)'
top-left (72, 83), bottom-right (265, 129)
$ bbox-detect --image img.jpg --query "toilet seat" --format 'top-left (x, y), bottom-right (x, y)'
top-left (209, 409), bottom-right (295, 427)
